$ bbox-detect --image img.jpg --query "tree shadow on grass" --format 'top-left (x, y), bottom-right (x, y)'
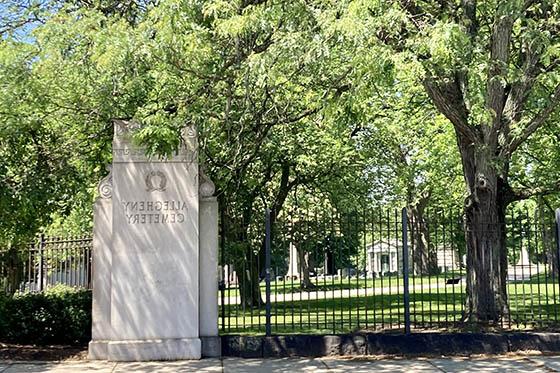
top-left (221, 292), bottom-right (467, 335)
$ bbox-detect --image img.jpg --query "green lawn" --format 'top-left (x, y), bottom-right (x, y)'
top-left (219, 280), bottom-right (560, 335)
top-left (222, 271), bottom-right (465, 298)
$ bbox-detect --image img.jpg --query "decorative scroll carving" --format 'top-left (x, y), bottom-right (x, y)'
top-left (199, 167), bottom-right (215, 197)
top-left (114, 120), bottom-right (141, 136)
top-left (98, 166), bottom-right (113, 199)
top-left (181, 125), bottom-right (197, 139)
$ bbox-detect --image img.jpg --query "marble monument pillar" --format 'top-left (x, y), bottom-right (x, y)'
top-left (88, 121), bottom-right (219, 361)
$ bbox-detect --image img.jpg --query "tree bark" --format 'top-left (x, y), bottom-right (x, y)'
top-left (548, 233), bottom-right (559, 279)
top-left (236, 249), bottom-right (263, 308)
top-left (407, 198), bottom-right (438, 276)
top-left (297, 248), bottom-right (315, 289)
top-left (538, 198), bottom-right (559, 279)
top-left (461, 150), bottom-right (510, 323)
top-left (224, 196), bottom-right (264, 309)
top-left (229, 215), bottom-right (263, 309)
top-left (423, 72), bottom-right (512, 323)
top-left (231, 161), bottom-right (298, 308)
top-left (1, 247), bottom-right (23, 295)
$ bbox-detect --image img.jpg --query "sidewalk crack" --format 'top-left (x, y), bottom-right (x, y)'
top-left (319, 359), bottom-right (331, 370)
top-left (0, 362), bottom-right (11, 373)
top-left (524, 357), bottom-right (558, 372)
top-left (426, 360), bottom-right (447, 373)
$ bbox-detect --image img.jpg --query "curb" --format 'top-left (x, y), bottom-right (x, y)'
top-left (221, 332), bottom-right (560, 358)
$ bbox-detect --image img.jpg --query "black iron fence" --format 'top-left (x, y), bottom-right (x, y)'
top-left (219, 206), bottom-right (560, 335)
top-left (0, 235), bottom-right (93, 294)
top-left (2, 206), bottom-right (559, 336)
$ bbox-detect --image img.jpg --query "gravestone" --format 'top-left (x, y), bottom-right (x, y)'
top-left (286, 242), bottom-right (299, 279)
top-left (88, 121), bottom-right (219, 361)
top-left (507, 246), bottom-right (538, 281)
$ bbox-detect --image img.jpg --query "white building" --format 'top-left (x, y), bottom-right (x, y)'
top-left (436, 248), bottom-right (459, 273)
top-left (366, 240), bottom-right (401, 277)
top-left (507, 246), bottom-right (542, 281)
top-left (366, 240), bottom-right (459, 277)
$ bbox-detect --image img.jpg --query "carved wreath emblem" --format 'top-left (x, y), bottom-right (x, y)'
top-left (145, 170), bottom-right (167, 192)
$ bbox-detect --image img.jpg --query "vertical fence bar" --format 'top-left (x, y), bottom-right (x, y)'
top-left (265, 208), bottom-right (272, 336)
top-left (556, 209), bottom-right (560, 300)
top-left (220, 208), bottom-right (226, 332)
top-left (28, 242), bottom-right (33, 292)
top-left (38, 234), bottom-right (45, 292)
top-left (402, 208), bottom-right (411, 334)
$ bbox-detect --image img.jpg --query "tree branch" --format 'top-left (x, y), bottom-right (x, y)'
top-left (507, 82), bottom-right (560, 154)
top-left (499, 33), bottom-right (546, 154)
top-left (0, 13), bottom-right (42, 36)
top-left (460, 0), bottom-right (478, 38)
top-left (510, 180), bottom-right (560, 202)
top-left (486, 13), bottom-right (514, 138)
top-left (423, 76), bottom-right (478, 143)
top-left (502, 37), bottom-right (543, 125)
top-left (523, 0), bottom-right (539, 12)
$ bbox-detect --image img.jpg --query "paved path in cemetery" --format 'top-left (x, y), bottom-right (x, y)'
top-left (223, 281), bottom-right (456, 305)
top-left (1, 355), bottom-right (560, 372)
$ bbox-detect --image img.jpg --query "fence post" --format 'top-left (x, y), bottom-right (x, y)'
top-left (220, 208), bottom-right (226, 332)
top-left (39, 234), bottom-right (45, 292)
top-left (556, 209), bottom-right (560, 292)
top-left (265, 208), bottom-right (272, 337)
top-left (402, 208), bottom-right (411, 335)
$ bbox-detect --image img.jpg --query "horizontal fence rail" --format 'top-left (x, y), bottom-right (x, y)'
top-left (0, 235), bottom-right (93, 294)
top-left (219, 206), bottom-right (560, 335)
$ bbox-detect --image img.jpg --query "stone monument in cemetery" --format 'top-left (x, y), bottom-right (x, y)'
top-left (88, 120), bottom-right (219, 361)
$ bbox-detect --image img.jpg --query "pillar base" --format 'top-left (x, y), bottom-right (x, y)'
top-left (88, 338), bottom-right (201, 361)
top-left (201, 336), bottom-right (221, 357)
top-left (88, 340), bottom-right (109, 360)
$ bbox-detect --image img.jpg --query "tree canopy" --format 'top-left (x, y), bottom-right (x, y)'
top-left (1, 0), bottom-right (559, 321)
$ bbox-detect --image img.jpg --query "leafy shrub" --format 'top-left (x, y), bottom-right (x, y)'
top-left (0, 285), bottom-right (91, 345)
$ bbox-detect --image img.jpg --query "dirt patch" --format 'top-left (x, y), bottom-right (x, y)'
top-left (0, 343), bottom-right (87, 361)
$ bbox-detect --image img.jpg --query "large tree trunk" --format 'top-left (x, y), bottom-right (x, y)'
top-left (462, 154), bottom-right (509, 323)
top-left (232, 161), bottom-right (296, 308)
top-left (407, 197), bottom-right (438, 276)
top-left (298, 248), bottom-right (315, 289)
top-left (230, 221), bottom-right (263, 309)
top-left (1, 247), bottom-right (23, 295)
top-left (236, 249), bottom-right (263, 309)
top-left (547, 227), bottom-right (559, 279)
top-left (417, 0), bottom-right (560, 324)
top-left (224, 201), bottom-right (264, 309)
top-left (537, 198), bottom-right (559, 279)
top-left (423, 84), bottom-right (513, 323)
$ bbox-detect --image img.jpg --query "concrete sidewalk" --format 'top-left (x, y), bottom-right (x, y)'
top-left (1, 355), bottom-right (559, 372)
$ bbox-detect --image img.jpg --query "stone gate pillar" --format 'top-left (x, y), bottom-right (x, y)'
top-left (88, 121), bottom-right (219, 361)
top-left (198, 172), bottom-right (220, 357)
